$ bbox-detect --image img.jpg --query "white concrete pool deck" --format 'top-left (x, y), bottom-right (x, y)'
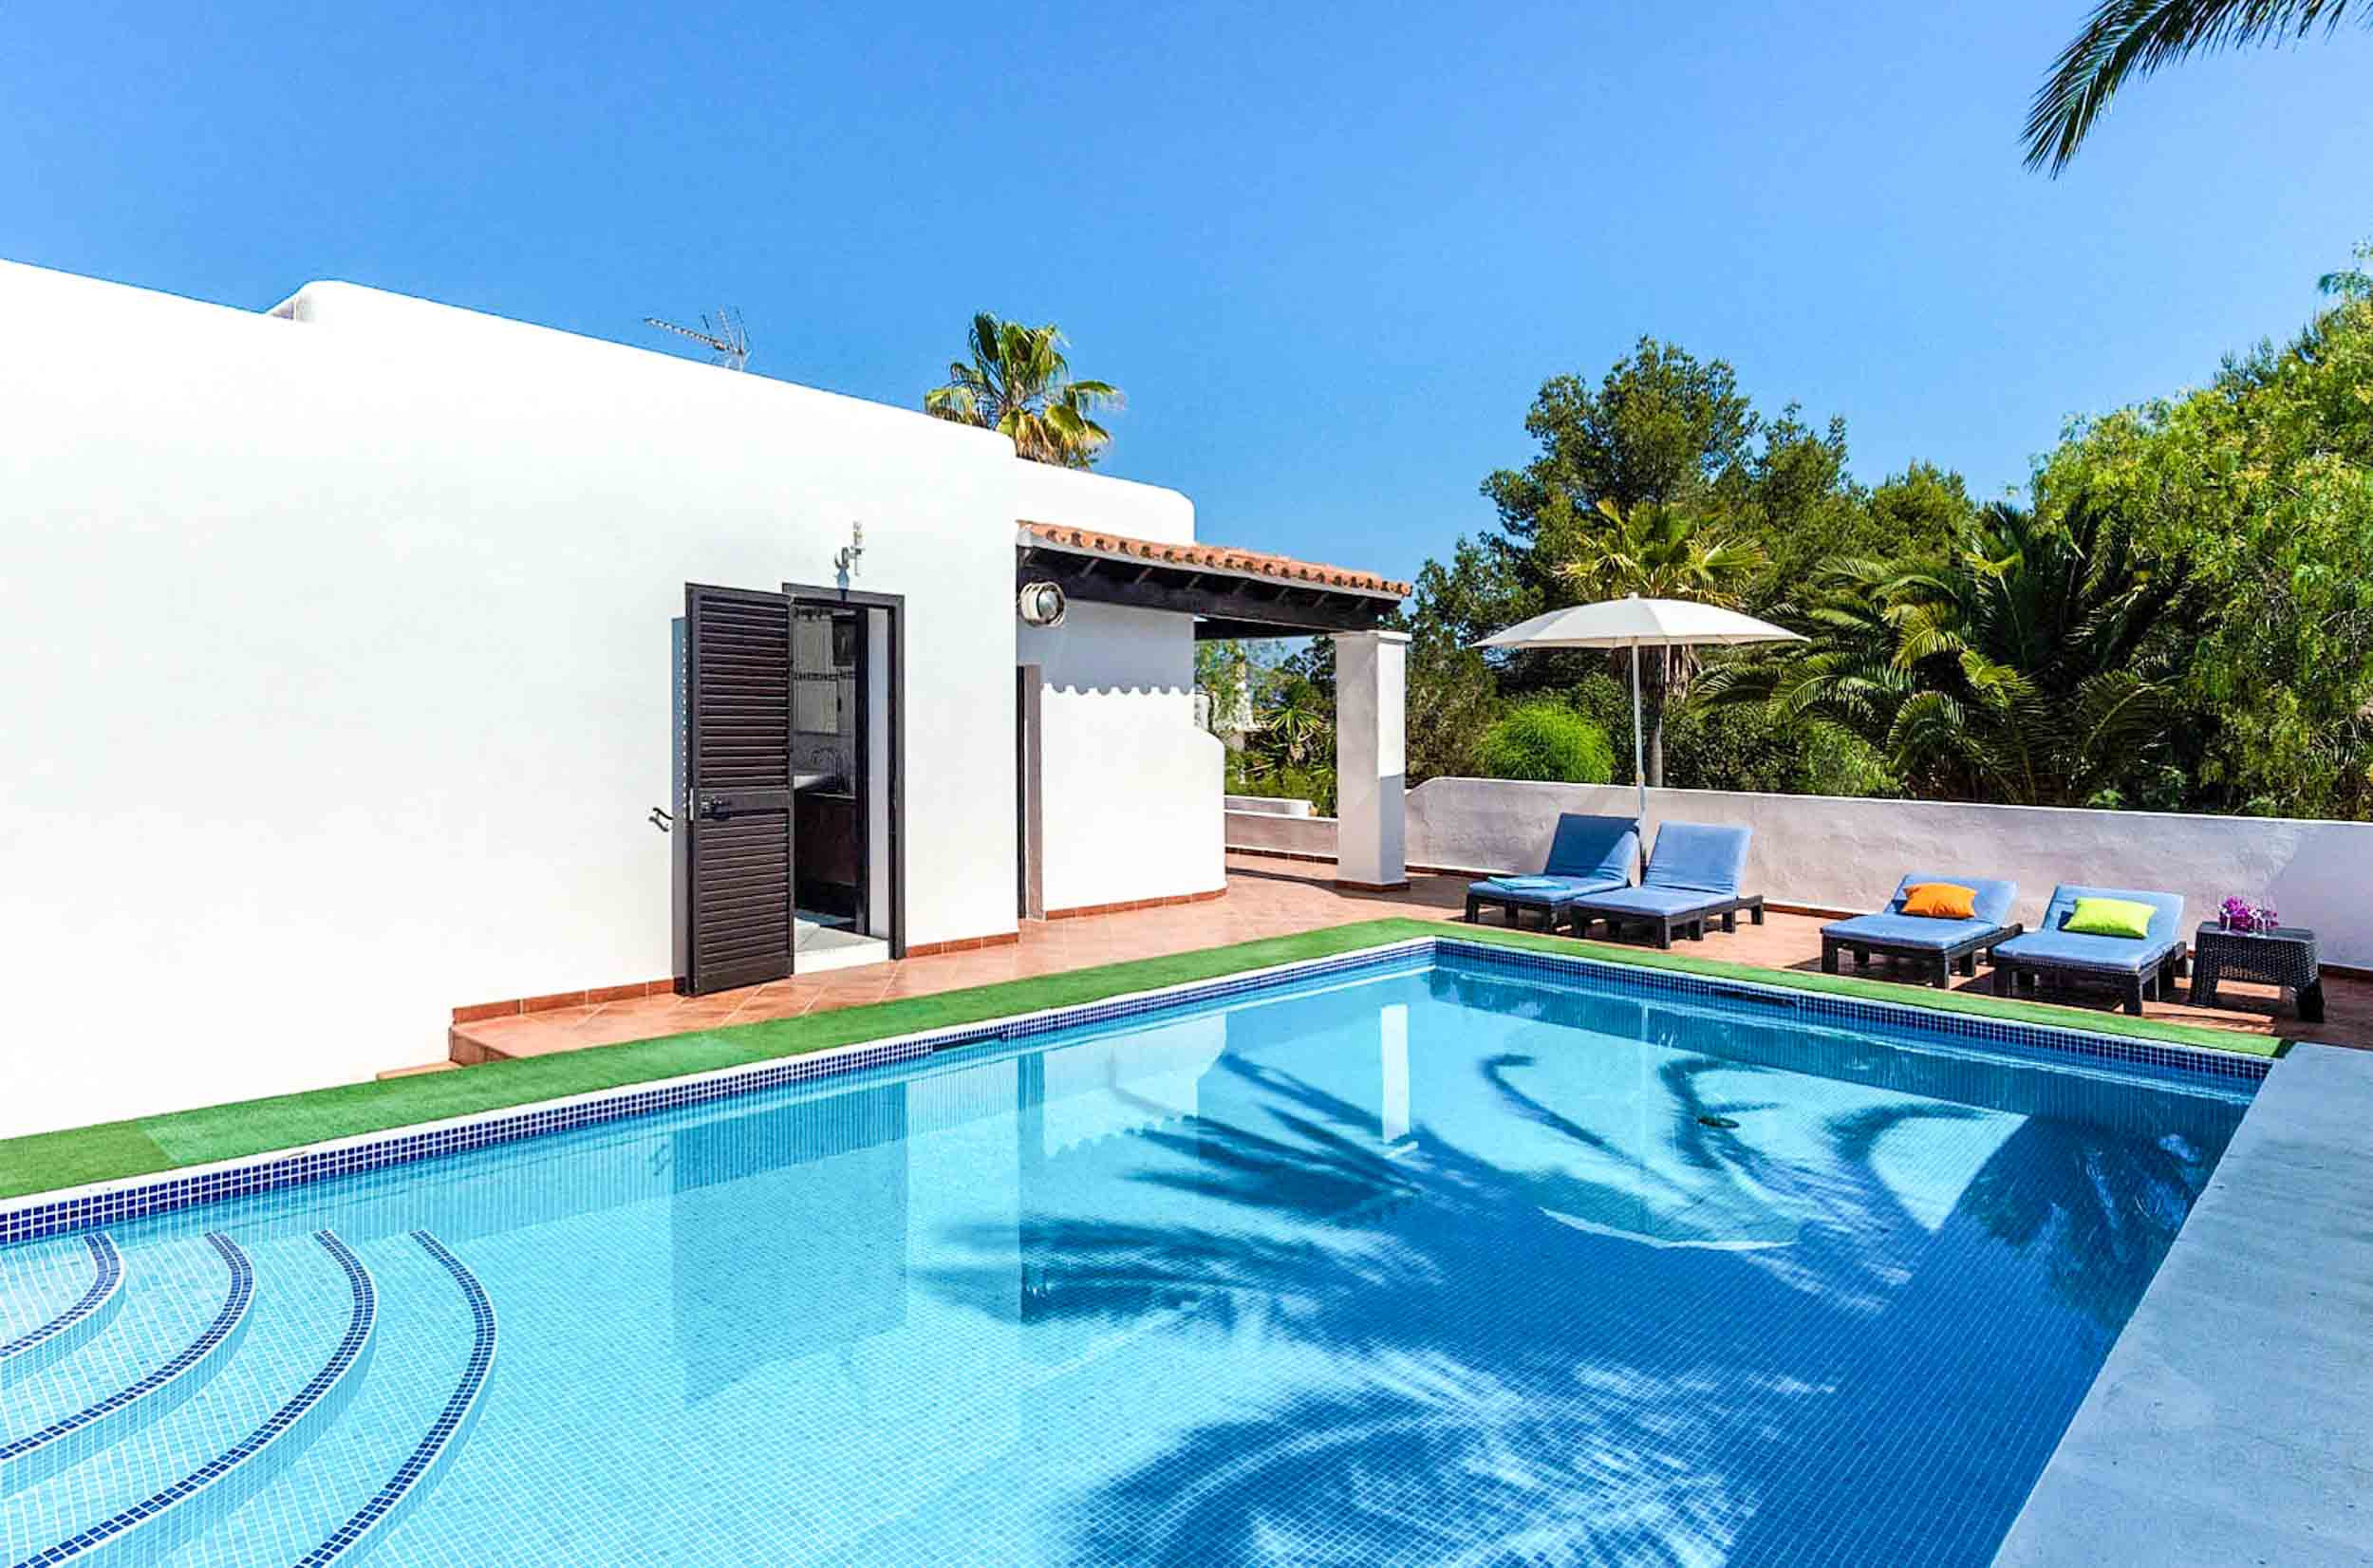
top-left (1996, 1040), bottom-right (2373, 1567)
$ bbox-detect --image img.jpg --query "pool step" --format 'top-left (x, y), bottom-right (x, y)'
top-left (0, 1237), bottom-right (124, 1388)
top-left (1, 1232), bottom-right (368, 1568)
top-left (0, 1228), bottom-right (497, 1568)
top-left (154, 1230), bottom-right (497, 1568)
top-left (0, 1235), bottom-right (253, 1500)
top-left (295, 1232), bottom-right (495, 1566)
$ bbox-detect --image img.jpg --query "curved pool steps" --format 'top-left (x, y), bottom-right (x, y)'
top-left (293, 1231), bottom-right (497, 1566)
top-left (0, 1237), bottom-right (123, 1390)
top-left (0, 1235), bottom-right (251, 1498)
top-left (10, 1232), bottom-right (377, 1568)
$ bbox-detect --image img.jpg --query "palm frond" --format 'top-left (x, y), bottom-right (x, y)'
top-left (2025, 0), bottom-right (2364, 174)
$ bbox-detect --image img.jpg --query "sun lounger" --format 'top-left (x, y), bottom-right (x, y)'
top-left (1990, 884), bottom-right (2187, 1014)
top-left (1565, 822), bottom-right (1761, 948)
top-left (1464, 813), bottom-right (1639, 929)
top-left (1820, 874), bottom-right (2023, 989)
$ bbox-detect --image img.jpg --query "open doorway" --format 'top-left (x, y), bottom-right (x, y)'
top-left (787, 587), bottom-right (904, 972)
top-left (677, 583), bottom-right (904, 996)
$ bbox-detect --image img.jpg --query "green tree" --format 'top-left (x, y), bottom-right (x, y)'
top-left (1429, 340), bottom-right (1978, 801)
top-left (1712, 405), bottom-right (1865, 590)
top-left (2320, 237), bottom-right (2373, 301)
top-left (1859, 462), bottom-right (1980, 561)
top-left (1710, 501), bottom-right (2197, 806)
top-left (2026, 0), bottom-right (2371, 174)
top-left (1551, 499), bottom-right (1766, 788)
top-left (1392, 537), bottom-right (1531, 782)
top-left (1482, 339), bottom-right (1758, 603)
top-left (924, 313), bottom-right (1123, 467)
top-left (2031, 285), bottom-right (2373, 815)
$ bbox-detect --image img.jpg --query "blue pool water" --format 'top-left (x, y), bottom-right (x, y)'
top-left (0, 952), bottom-right (2252, 1566)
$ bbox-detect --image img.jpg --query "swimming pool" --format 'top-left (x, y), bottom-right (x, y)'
top-left (0, 942), bottom-right (2254, 1566)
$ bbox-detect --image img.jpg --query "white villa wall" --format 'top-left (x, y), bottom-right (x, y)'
top-left (1010, 460), bottom-right (1195, 544)
top-left (1405, 777), bottom-right (2373, 968)
top-left (1018, 602), bottom-right (1224, 912)
top-left (0, 260), bottom-right (1204, 1137)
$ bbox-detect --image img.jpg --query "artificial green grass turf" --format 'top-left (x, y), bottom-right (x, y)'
top-left (0, 916), bottom-right (2278, 1202)
top-left (1, 923), bottom-right (1430, 1201)
top-left (0, 1121), bottom-right (176, 1199)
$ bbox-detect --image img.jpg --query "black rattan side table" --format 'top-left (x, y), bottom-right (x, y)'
top-left (2189, 923), bottom-right (2323, 1022)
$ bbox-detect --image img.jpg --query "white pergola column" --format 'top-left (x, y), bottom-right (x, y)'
top-left (1330, 629), bottom-right (1410, 890)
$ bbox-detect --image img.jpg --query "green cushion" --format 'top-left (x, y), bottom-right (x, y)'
top-left (2064, 896), bottom-right (2156, 940)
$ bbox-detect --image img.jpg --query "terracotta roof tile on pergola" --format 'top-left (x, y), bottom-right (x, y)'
top-left (1018, 522), bottom-right (1411, 600)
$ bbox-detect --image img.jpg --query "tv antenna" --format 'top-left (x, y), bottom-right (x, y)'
top-left (645, 308), bottom-right (750, 371)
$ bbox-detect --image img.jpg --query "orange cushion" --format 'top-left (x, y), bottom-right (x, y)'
top-left (1900, 882), bottom-right (1979, 920)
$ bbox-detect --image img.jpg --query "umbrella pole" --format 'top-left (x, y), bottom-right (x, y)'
top-left (1631, 640), bottom-right (1647, 824)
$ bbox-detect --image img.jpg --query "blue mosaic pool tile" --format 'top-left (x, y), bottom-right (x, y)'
top-left (0, 1236), bottom-right (121, 1382)
top-left (291, 1231), bottom-right (496, 1566)
top-left (0, 933), bottom-right (2262, 1251)
top-left (1431, 937), bottom-right (2271, 1084)
top-left (11, 1233), bottom-right (377, 1567)
top-left (0, 949), bottom-right (2258, 1568)
top-left (0, 1236), bottom-right (252, 1493)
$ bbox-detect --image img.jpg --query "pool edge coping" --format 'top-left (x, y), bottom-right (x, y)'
top-left (0, 930), bottom-right (2270, 1245)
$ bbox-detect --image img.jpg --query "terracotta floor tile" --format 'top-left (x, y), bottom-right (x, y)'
top-left (445, 852), bottom-right (2366, 1067)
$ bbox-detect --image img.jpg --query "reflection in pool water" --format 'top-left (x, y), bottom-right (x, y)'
top-left (0, 954), bottom-right (2248, 1568)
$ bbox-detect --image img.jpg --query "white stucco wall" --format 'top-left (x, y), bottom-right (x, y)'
top-left (1223, 795), bottom-right (1314, 818)
top-left (1018, 602), bottom-right (1224, 912)
top-left (0, 259), bottom-right (1221, 1137)
top-left (1405, 777), bottom-right (2373, 967)
top-left (1010, 460), bottom-right (1195, 543)
top-left (1224, 811), bottom-right (1337, 859)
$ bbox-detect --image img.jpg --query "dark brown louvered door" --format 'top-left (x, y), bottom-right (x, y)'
top-left (684, 585), bottom-right (795, 993)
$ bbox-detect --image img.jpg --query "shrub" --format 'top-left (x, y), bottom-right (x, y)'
top-left (1475, 703), bottom-right (1615, 784)
top-left (1567, 669), bottom-right (1901, 797)
top-left (1224, 752), bottom-right (1337, 816)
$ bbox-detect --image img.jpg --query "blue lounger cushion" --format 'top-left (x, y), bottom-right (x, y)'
top-left (1468, 813), bottom-right (1638, 905)
top-left (1822, 873), bottom-right (2018, 951)
top-left (1992, 884), bottom-right (2185, 974)
top-left (1565, 884), bottom-right (1728, 919)
top-left (1570, 823), bottom-right (1754, 919)
top-left (1639, 822), bottom-right (1751, 898)
top-left (1467, 872), bottom-right (1628, 905)
top-left (1821, 913), bottom-right (1994, 951)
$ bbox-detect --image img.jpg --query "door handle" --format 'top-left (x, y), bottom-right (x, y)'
top-left (696, 796), bottom-right (726, 821)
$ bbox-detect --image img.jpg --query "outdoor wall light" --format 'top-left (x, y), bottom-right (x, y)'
top-left (834, 520), bottom-right (865, 576)
top-left (1018, 581), bottom-right (1067, 627)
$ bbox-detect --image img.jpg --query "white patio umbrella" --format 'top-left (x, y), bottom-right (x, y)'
top-left (1475, 594), bottom-right (1804, 819)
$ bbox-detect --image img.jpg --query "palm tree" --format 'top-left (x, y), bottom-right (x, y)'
top-left (924, 312), bottom-right (1123, 467)
top-left (1552, 498), bottom-right (1766, 787)
top-left (1258, 677), bottom-right (1334, 770)
top-left (2026, 0), bottom-right (2369, 175)
top-left (1705, 501), bottom-right (2195, 806)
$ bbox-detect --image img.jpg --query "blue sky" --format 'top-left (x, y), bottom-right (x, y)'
top-left (6, 1), bottom-right (2366, 583)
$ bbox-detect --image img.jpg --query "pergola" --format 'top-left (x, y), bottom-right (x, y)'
top-left (1016, 522), bottom-right (1415, 889)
